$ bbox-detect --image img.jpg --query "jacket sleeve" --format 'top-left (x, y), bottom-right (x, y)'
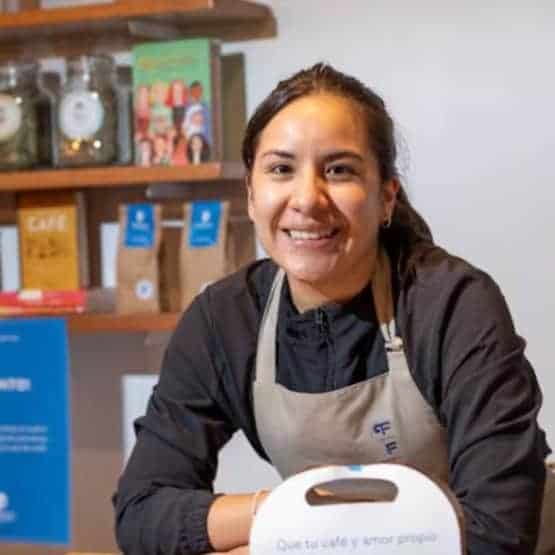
top-left (433, 270), bottom-right (549, 554)
top-left (113, 294), bottom-right (236, 555)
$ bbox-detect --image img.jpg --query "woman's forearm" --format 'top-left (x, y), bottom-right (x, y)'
top-left (207, 492), bottom-right (269, 552)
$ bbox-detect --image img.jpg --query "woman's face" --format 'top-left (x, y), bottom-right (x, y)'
top-left (191, 135), bottom-right (203, 151)
top-left (154, 136), bottom-right (166, 157)
top-left (248, 93), bottom-right (397, 306)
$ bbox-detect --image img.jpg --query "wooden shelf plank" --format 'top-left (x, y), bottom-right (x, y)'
top-left (0, 162), bottom-right (245, 192)
top-left (0, 311), bottom-right (181, 333)
top-left (0, 0), bottom-right (276, 59)
top-left (67, 311), bottom-right (180, 333)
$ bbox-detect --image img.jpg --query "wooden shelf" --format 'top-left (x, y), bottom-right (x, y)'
top-left (0, 311), bottom-right (181, 333)
top-left (0, 161), bottom-right (245, 193)
top-left (67, 311), bottom-right (180, 332)
top-left (0, 0), bottom-right (276, 60)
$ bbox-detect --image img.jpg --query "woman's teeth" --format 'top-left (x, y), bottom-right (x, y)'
top-left (288, 229), bottom-right (335, 240)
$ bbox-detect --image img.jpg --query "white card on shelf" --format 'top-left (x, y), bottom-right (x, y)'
top-left (121, 374), bottom-right (158, 464)
top-left (0, 225), bottom-right (20, 292)
top-left (100, 221), bottom-right (119, 288)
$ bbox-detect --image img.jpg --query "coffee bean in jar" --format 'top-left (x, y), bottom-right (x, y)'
top-left (55, 55), bottom-right (118, 167)
top-left (0, 61), bottom-right (52, 170)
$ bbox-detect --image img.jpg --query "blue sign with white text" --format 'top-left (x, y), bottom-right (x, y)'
top-left (188, 201), bottom-right (222, 248)
top-left (0, 318), bottom-right (70, 545)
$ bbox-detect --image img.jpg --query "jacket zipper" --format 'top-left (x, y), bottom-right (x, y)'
top-left (316, 308), bottom-right (328, 336)
top-left (316, 309), bottom-right (334, 389)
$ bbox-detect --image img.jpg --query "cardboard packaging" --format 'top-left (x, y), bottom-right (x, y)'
top-left (159, 207), bottom-right (254, 312)
top-left (250, 464), bottom-right (464, 555)
top-left (116, 203), bottom-right (162, 314)
top-left (179, 200), bottom-right (229, 310)
top-left (17, 191), bottom-right (88, 291)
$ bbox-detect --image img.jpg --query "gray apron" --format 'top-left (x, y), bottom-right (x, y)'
top-left (253, 249), bottom-right (449, 482)
top-left (252, 250), bottom-right (554, 553)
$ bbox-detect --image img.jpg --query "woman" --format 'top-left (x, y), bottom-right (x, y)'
top-left (187, 132), bottom-right (211, 164)
top-left (114, 64), bottom-right (551, 554)
top-left (165, 79), bottom-right (189, 130)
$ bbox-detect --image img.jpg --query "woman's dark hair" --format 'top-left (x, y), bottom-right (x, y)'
top-left (187, 133), bottom-right (211, 163)
top-left (242, 63), bottom-right (434, 280)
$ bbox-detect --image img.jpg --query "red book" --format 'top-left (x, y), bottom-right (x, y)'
top-left (0, 289), bottom-right (86, 315)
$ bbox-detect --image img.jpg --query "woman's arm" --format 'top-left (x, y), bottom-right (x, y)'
top-left (114, 295), bottom-right (237, 555)
top-left (411, 262), bottom-right (550, 553)
top-left (207, 490), bottom-right (270, 552)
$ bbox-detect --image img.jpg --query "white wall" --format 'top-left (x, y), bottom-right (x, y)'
top-left (37, 0), bottom-right (554, 450)
top-left (222, 0), bottom-right (555, 448)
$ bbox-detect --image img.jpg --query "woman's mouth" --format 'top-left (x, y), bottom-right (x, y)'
top-left (286, 229), bottom-right (337, 240)
top-left (282, 228), bottom-right (340, 248)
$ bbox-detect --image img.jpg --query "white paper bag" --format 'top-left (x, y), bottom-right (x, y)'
top-left (250, 464), bottom-right (463, 555)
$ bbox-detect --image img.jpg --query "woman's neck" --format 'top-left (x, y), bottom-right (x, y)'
top-left (287, 261), bottom-right (377, 314)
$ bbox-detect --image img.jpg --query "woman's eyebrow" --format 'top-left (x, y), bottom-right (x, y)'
top-left (261, 149), bottom-right (296, 159)
top-left (323, 150), bottom-right (364, 162)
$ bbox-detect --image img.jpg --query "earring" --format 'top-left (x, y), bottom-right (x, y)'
top-left (382, 214), bottom-right (392, 229)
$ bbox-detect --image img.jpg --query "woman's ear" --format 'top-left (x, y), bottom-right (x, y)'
top-left (246, 175), bottom-right (255, 221)
top-left (382, 178), bottom-right (400, 222)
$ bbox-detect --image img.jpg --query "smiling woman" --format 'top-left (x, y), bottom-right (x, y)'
top-left (113, 64), bottom-right (552, 555)
top-left (246, 93), bottom-right (397, 312)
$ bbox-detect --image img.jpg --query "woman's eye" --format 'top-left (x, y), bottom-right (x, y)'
top-left (326, 164), bottom-right (355, 179)
top-left (267, 163), bottom-right (293, 176)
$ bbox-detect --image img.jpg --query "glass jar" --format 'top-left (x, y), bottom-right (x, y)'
top-left (55, 55), bottom-right (118, 167)
top-left (115, 65), bottom-right (133, 165)
top-left (0, 61), bottom-right (52, 170)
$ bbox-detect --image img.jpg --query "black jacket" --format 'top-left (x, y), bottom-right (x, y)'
top-left (114, 246), bottom-right (550, 555)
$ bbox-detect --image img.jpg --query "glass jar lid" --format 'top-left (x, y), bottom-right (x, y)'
top-left (65, 54), bottom-right (115, 86)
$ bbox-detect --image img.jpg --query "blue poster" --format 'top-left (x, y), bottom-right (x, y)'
top-left (188, 200), bottom-right (222, 248)
top-left (0, 318), bottom-right (70, 545)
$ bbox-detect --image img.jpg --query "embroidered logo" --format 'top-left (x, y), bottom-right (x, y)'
top-left (372, 419), bottom-right (401, 459)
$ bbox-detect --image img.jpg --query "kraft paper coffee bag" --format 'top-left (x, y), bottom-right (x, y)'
top-left (179, 200), bottom-right (230, 310)
top-left (116, 203), bottom-right (161, 314)
top-left (225, 214), bottom-right (255, 275)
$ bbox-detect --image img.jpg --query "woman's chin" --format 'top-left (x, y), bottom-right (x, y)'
top-left (282, 260), bottom-right (339, 288)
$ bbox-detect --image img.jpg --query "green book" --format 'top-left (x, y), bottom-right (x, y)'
top-left (132, 39), bottom-right (221, 167)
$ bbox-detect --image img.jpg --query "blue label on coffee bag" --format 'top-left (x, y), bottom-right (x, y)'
top-left (125, 204), bottom-right (154, 248)
top-left (188, 201), bottom-right (221, 248)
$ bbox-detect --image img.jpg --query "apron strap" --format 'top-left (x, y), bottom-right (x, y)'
top-left (372, 248), bottom-right (404, 352)
top-left (254, 267), bottom-right (285, 383)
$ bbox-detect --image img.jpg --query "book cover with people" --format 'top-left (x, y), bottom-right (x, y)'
top-left (132, 39), bottom-right (221, 167)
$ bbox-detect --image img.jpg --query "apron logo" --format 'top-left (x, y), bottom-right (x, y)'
top-left (372, 421), bottom-right (391, 436)
top-left (372, 419), bottom-right (400, 459)
top-left (385, 440), bottom-right (398, 455)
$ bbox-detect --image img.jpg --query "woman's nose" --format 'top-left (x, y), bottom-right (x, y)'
top-left (290, 169), bottom-right (327, 213)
